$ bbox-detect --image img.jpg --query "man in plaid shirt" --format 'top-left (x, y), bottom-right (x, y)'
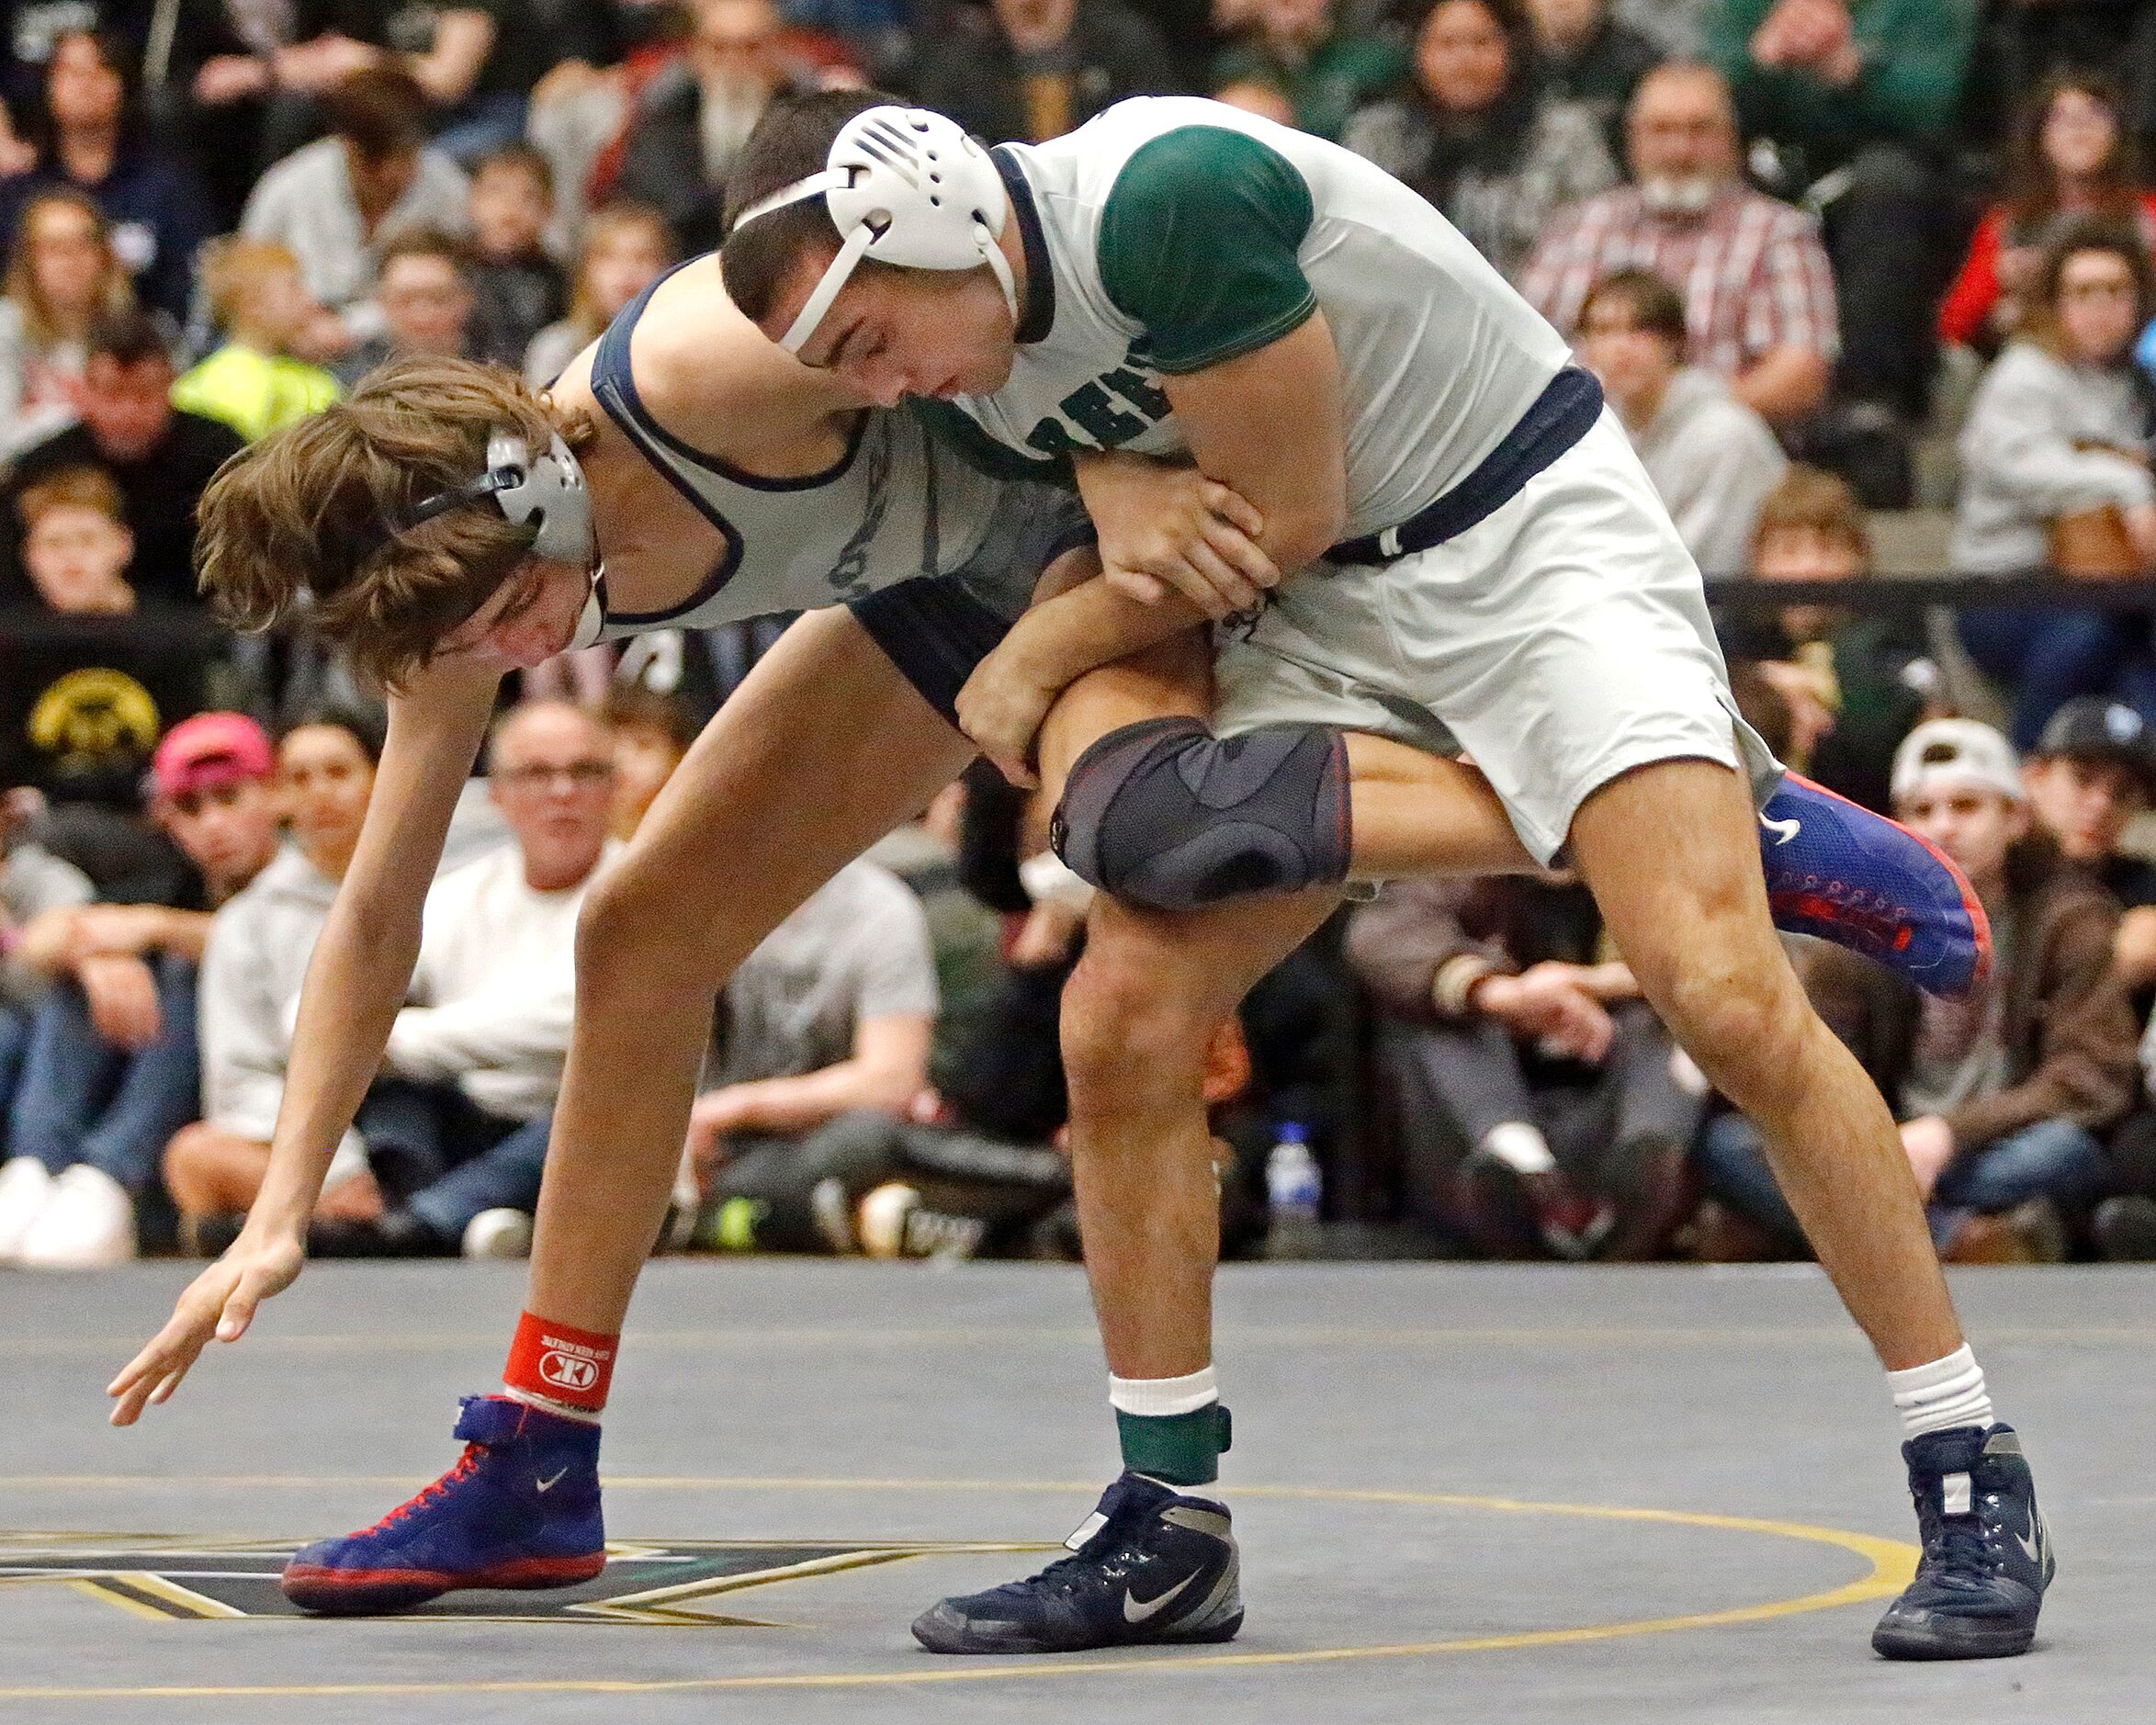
top-left (1522, 61), bottom-right (1837, 431)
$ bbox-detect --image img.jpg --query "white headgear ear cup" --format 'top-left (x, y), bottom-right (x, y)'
top-left (731, 105), bottom-right (1017, 354)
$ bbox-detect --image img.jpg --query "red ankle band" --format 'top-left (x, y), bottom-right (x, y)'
top-left (503, 1310), bottom-right (617, 1415)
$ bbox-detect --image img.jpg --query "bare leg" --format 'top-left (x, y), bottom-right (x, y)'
top-left (1062, 889), bottom-right (1340, 1378)
top-left (1033, 646), bottom-right (1527, 1380)
top-left (525, 609), bottom-right (976, 1333)
top-left (1568, 759), bottom-right (1963, 1370)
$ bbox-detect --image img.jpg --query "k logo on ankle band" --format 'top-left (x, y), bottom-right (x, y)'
top-left (504, 1310), bottom-right (617, 1415)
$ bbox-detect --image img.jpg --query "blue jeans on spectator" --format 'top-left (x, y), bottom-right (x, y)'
top-left (359, 1077), bottom-right (552, 1240)
top-left (1957, 603), bottom-right (2151, 752)
top-left (6, 957), bottom-right (199, 1193)
top-left (0, 1001), bottom-right (30, 1158)
top-left (1697, 1111), bottom-right (2105, 1251)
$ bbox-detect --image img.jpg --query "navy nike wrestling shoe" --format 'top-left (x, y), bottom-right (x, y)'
top-left (1760, 772), bottom-right (1991, 998)
top-left (281, 1394), bottom-right (604, 1614)
top-left (1872, 1423), bottom-right (2053, 1661)
top-left (912, 1471), bottom-right (1242, 1654)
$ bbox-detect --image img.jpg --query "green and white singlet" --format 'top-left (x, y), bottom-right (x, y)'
top-left (935, 96), bottom-right (1576, 538)
top-left (934, 96), bottom-right (1780, 863)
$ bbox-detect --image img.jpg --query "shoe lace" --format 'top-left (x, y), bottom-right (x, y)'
top-left (1920, 1495), bottom-right (1995, 1585)
top-left (1014, 1526), bottom-right (1144, 1599)
top-left (372, 1443), bottom-right (486, 1531)
top-left (1771, 881), bottom-right (1913, 952)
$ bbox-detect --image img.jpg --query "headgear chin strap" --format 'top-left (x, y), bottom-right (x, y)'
top-left (401, 432), bottom-right (604, 647)
top-left (728, 106), bottom-right (1015, 355)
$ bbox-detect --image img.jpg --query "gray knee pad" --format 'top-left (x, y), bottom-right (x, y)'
top-left (1051, 716), bottom-right (1351, 910)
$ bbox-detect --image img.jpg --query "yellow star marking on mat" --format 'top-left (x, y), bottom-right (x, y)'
top-left (0, 1477), bottom-right (1918, 1699)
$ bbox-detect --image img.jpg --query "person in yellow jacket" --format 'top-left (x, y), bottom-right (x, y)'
top-left (172, 240), bottom-right (341, 443)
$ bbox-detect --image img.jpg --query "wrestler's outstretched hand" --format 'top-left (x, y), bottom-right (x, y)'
top-left (107, 1230), bottom-right (304, 1425)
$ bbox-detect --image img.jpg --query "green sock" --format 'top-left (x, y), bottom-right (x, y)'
top-left (1115, 1404), bottom-right (1233, 1486)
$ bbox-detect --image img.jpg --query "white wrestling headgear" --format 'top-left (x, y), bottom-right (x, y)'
top-left (401, 432), bottom-right (604, 648)
top-left (728, 105), bottom-right (1015, 354)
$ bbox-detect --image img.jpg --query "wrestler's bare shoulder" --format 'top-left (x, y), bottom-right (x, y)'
top-left (564, 254), bottom-right (862, 477)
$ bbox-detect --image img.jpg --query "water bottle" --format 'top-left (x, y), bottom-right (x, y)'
top-left (1265, 1123), bottom-right (1323, 1259)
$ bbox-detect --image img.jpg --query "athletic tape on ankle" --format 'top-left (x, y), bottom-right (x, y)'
top-left (504, 1310), bottom-right (617, 1415)
top-left (1116, 1404), bottom-right (1233, 1486)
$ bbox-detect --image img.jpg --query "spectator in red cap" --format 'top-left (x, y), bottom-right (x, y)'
top-left (0, 710), bottom-right (281, 1268)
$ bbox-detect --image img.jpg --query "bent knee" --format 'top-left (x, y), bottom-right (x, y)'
top-left (1062, 945), bottom-right (1218, 1100)
top-left (1654, 953), bottom-right (1815, 1090)
top-left (572, 856), bottom-right (692, 989)
top-left (1053, 716), bottom-right (1349, 910)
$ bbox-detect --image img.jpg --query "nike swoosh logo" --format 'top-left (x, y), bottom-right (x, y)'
top-left (536, 1470), bottom-right (568, 1493)
top-left (2015, 1513), bottom-right (2048, 1570)
top-left (1759, 813), bottom-right (1802, 847)
top-left (1123, 1573), bottom-right (1196, 1624)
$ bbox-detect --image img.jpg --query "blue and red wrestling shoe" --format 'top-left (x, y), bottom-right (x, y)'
top-left (281, 1394), bottom-right (604, 1615)
top-left (1760, 773), bottom-right (1991, 998)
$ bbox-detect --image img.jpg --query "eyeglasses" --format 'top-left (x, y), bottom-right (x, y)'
top-left (2060, 277), bottom-right (2138, 300)
top-left (495, 761), bottom-right (615, 791)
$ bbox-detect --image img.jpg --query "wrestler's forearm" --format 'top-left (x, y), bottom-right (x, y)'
top-left (245, 901), bottom-right (424, 1238)
top-left (245, 663), bottom-right (498, 1241)
top-left (1006, 575), bottom-right (1211, 698)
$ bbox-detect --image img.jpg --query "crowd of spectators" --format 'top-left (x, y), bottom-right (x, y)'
top-left (18, 0), bottom-right (2156, 1271)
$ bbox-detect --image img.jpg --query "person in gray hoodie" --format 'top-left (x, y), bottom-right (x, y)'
top-left (163, 709), bottom-right (385, 1246)
top-left (1952, 217), bottom-right (2156, 750)
top-left (1575, 268), bottom-right (1788, 578)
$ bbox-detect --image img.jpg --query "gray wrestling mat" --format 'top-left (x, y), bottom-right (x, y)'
top-left (3, 1260), bottom-right (2149, 1722)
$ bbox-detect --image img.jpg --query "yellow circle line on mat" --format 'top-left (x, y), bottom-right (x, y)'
top-left (0, 1477), bottom-right (1915, 1700)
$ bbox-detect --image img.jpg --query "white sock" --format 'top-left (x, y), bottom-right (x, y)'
top-left (1887, 1345), bottom-right (1994, 1442)
top-left (1111, 1367), bottom-right (1225, 1505)
top-left (1109, 1366), bottom-right (1219, 1417)
top-left (1480, 1122), bottom-right (1555, 1176)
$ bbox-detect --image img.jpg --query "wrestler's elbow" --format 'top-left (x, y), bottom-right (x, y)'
top-left (1270, 509), bottom-right (1346, 580)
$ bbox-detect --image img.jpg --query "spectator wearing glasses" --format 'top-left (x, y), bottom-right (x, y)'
top-left (303, 699), bottom-right (621, 1258)
top-left (1940, 74), bottom-right (2156, 360)
top-left (1952, 219), bottom-right (2156, 751)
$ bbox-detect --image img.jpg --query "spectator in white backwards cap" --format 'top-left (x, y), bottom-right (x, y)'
top-left (1696, 717), bottom-right (2137, 1263)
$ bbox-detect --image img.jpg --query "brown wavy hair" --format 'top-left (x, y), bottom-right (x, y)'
top-left (197, 355), bottom-right (593, 689)
top-left (2004, 73), bottom-right (2142, 233)
top-left (5, 188), bottom-right (134, 347)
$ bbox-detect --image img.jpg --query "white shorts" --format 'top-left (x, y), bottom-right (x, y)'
top-left (1211, 411), bottom-right (1784, 864)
